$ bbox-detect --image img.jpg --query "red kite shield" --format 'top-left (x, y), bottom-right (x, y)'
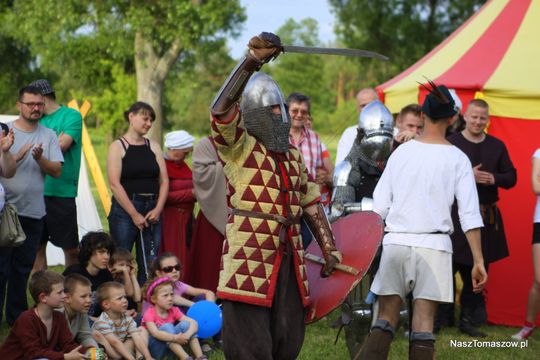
top-left (305, 211), bottom-right (384, 323)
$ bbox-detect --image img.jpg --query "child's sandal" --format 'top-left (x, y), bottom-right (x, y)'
top-left (196, 356), bottom-right (209, 360)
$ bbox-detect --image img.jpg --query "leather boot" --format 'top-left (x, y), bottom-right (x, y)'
top-left (459, 308), bottom-right (487, 337)
top-left (410, 339), bottom-right (435, 360)
top-left (355, 328), bottom-right (393, 360)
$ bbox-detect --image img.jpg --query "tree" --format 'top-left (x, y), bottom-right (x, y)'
top-left (271, 19), bottom-right (333, 117)
top-left (3, 0), bottom-right (245, 142)
top-left (0, 2), bottom-right (43, 114)
top-left (328, 0), bottom-right (486, 83)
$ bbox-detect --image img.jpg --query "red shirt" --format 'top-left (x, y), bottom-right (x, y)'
top-left (0, 308), bottom-right (80, 360)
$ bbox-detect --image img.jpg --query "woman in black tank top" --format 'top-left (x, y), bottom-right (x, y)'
top-left (107, 102), bottom-right (169, 284)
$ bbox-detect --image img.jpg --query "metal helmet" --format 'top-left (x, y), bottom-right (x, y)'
top-left (239, 72), bottom-right (291, 153)
top-left (356, 100), bottom-right (394, 162)
top-left (240, 72), bottom-right (288, 124)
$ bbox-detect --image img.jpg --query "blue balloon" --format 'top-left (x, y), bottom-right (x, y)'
top-left (187, 300), bottom-right (222, 339)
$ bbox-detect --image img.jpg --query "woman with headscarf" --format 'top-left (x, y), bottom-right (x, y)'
top-left (182, 136), bottom-right (227, 293)
top-left (161, 130), bottom-right (196, 271)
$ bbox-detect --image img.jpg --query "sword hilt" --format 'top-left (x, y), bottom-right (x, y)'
top-left (305, 253), bottom-right (360, 276)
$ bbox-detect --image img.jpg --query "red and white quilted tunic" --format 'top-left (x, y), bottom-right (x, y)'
top-left (212, 115), bottom-right (320, 307)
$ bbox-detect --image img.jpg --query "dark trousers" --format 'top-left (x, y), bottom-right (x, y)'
top-left (222, 243), bottom-right (306, 360)
top-left (0, 216), bottom-right (44, 325)
top-left (108, 196), bottom-right (161, 285)
top-left (456, 263), bottom-right (489, 319)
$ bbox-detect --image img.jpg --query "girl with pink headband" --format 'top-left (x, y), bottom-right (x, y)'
top-left (141, 276), bottom-right (207, 360)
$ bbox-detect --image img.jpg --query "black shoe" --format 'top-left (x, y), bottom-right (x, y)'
top-left (459, 322), bottom-right (487, 337)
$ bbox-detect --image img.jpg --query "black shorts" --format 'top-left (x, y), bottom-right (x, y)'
top-left (41, 196), bottom-right (79, 249)
top-left (533, 222), bottom-right (540, 245)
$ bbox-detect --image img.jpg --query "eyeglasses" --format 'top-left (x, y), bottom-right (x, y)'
top-left (20, 101), bottom-right (45, 109)
top-left (290, 108), bottom-right (309, 116)
top-left (161, 264), bottom-right (181, 273)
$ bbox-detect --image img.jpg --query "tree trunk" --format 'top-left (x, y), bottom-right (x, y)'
top-left (134, 32), bottom-right (183, 144)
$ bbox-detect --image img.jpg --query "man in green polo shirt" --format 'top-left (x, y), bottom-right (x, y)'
top-left (30, 79), bottom-right (82, 270)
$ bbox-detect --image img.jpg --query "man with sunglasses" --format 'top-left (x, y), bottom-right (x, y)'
top-left (0, 85), bottom-right (63, 327)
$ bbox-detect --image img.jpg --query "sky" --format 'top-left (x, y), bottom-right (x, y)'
top-left (228, 0), bottom-right (336, 59)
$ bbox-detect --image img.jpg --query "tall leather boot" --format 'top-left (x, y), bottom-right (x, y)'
top-left (410, 339), bottom-right (435, 360)
top-left (355, 328), bottom-right (393, 360)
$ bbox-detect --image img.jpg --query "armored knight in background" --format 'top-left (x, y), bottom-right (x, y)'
top-left (209, 32), bottom-right (341, 359)
top-left (329, 100), bottom-right (394, 221)
top-left (329, 100), bottom-right (394, 357)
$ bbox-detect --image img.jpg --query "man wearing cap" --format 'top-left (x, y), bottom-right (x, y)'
top-left (0, 86), bottom-right (63, 326)
top-left (358, 84), bottom-right (487, 359)
top-left (29, 79), bottom-right (83, 271)
top-left (161, 130), bottom-right (196, 270)
top-left (448, 99), bottom-right (516, 337)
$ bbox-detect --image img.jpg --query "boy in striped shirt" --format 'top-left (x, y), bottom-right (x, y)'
top-left (92, 282), bottom-right (154, 360)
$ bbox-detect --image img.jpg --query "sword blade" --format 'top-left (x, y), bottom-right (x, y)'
top-left (282, 45), bottom-right (389, 61)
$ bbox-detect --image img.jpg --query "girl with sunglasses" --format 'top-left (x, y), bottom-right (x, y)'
top-left (142, 252), bottom-right (216, 314)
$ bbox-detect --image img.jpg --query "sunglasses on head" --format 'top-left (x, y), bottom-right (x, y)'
top-left (161, 264), bottom-right (181, 273)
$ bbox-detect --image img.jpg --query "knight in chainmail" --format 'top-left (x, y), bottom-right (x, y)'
top-left (328, 100), bottom-right (395, 358)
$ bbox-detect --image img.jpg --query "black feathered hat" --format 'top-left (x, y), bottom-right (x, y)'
top-left (420, 79), bottom-right (457, 120)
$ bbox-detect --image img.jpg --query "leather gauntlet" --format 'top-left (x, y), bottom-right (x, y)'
top-left (210, 32), bottom-right (282, 117)
top-left (303, 203), bottom-right (342, 277)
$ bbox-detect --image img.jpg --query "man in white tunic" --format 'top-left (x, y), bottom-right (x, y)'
top-left (358, 84), bottom-right (487, 360)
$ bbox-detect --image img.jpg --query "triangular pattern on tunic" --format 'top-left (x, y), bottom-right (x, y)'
top-left (260, 235), bottom-right (277, 250)
top-left (243, 152), bottom-right (260, 169)
top-left (241, 186), bottom-right (258, 202)
top-left (233, 247), bottom-right (247, 260)
top-left (257, 187), bottom-right (274, 204)
top-left (252, 277), bottom-right (266, 292)
top-left (238, 217), bottom-right (254, 233)
top-left (251, 263), bottom-right (267, 278)
top-left (235, 274), bottom-right (248, 288)
top-left (236, 260), bottom-right (251, 275)
top-left (255, 220), bottom-right (272, 235)
top-left (248, 248), bottom-right (264, 262)
top-left (257, 280), bottom-right (270, 294)
top-left (260, 157), bottom-right (274, 172)
top-left (239, 276), bottom-right (256, 292)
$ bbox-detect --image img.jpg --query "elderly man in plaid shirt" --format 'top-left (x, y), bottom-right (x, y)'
top-left (287, 92), bottom-right (334, 248)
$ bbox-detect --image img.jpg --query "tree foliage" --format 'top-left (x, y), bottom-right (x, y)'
top-left (328, 0), bottom-right (487, 83)
top-left (1, 0), bottom-right (245, 140)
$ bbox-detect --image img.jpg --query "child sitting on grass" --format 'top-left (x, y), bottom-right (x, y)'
top-left (109, 247), bottom-right (142, 319)
top-left (143, 252), bottom-right (216, 313)
top-left (92, 281), bottom-right (154, 360)
top-left (63, 231), bottom-right (115, 318)
top-left (142, 276), bottom-right (206, 360)
top-left (0, 270), bottom-right (85, 360)
top-left (63, 273), bottom-right (99, 350)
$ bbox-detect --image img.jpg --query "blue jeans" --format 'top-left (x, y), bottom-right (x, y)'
top-left (0, 216), bottom-right (44, 326)
top-left (148, 321), bottom-right (195, 359)
top-left (108, 196), bottom-right (161, 285)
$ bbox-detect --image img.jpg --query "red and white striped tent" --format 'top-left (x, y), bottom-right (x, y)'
top-left (377, 0), bottom-right (540, 326)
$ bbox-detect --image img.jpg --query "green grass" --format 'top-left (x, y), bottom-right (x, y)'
top-left (2, 129), bottom-right (538, 358)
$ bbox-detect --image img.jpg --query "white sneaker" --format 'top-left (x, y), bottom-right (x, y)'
top-left (511, 327), bottom-right (534, 340)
